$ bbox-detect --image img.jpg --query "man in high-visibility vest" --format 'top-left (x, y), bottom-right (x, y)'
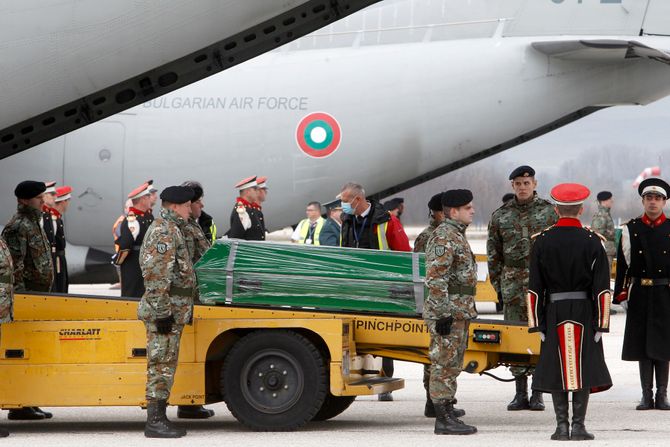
top-left (291, 202), bottom-right (325, 245)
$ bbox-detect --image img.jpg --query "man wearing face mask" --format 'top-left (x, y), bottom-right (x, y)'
top-left (339, 182), bottom-right (410, 402)
top-left (339, 183), bottom-right (410, 251)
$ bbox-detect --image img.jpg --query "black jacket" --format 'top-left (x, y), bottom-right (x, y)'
top-left (340, 200), bottom-right (389, 249)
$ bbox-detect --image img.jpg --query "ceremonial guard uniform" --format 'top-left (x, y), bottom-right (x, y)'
top-left (591, 191), bottom-right (616, 268)
top-left (41, 182), bottom-right (59, 290)
top-left (614, 177), bottom-right (670, 411)
top-left (487, 165), bottom-right (558, 411)
top-left (228, 176), bottom-right (265, 241)
top-left (528, 183), bottom-right (612, 440)
top-left (2, 181), bottom-right (54, 421)
top-left (424, 189), bottom-right (477, 435)
top-left (48, 186), bottom-right (72, 293)
top-left (255, 176), bottom-right (268, 235)
top-left (1, 237), bottom-right (13, 437)
top-left (138, 186), bottom-right (196, 438)
top-left (116, 181), bottom-right (156, 297)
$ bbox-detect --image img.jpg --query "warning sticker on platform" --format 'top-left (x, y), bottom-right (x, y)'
top-left (59, 328), bottom-right (102, 341)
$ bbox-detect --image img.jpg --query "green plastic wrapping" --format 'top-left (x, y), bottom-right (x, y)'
top-left (195, 240), bottom-right (425, 315)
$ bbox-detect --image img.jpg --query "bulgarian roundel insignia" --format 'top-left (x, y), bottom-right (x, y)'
top-left (156, 242), bottom-right (168, 254)
top-left (435, 245), bottom-right (446, 257)
top-left (296, 112), bottom-right (342, 158)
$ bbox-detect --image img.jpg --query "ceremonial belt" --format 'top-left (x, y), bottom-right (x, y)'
top-left (503, 258), bottom-right (528, 269)
top-left (549, 291), bottom-right (588, 302)
top-left (0, 274), bottom-right (11, 284)
top-left (132, 245), bottom-right (142, 251)
top-left (169, 286), bottom-right (194, 297)
top-left (633, 277), bottom-right (670, 287)
top-left (449, 284), bottom-right (476, 296)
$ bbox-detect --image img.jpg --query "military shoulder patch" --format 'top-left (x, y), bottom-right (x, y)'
top-left (156, 242), bottom-right (168, 254)
top-left (434, 245), bottom-right (446, 257)
top-left (531, 224), bottom-right (555, 239)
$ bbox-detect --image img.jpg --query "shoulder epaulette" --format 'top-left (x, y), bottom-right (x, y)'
top-left (585, 226), bottom-right (607, 242)
top-left (531, 224), bottom-right (555, 239)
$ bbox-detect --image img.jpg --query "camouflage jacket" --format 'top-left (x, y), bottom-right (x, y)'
top-left (591, 205), bottom-right (616, 257)
top-left (138, 208), bottom-right (196, 325)
top-left (182, 218), bottom-right (211, 265)
top-left (1, 204), bottom-right (54, 292)
top-left (487, 194), bottom-right (557, 294)
top-left (0, 237), bottom-right (13, 323)
top-left (413, 219), bottom-right (439, 253)
top-left (424, 218), bottom-right (478, 321)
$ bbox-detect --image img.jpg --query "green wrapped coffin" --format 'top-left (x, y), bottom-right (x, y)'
top-left (195, 240), bottom-right (425, 316)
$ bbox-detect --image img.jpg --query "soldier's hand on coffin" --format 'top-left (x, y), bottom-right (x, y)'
top-left (539, 332), bottom-right (546, 342)
top-left (435, 316), bottom-right (453, 336)
top-left (594, 332), bottom-right (602, 343)
top-left (156, 315), bottom-right (175, 335)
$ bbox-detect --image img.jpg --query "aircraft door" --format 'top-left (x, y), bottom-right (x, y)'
top-left (64, 121), bottom-right (125, 249)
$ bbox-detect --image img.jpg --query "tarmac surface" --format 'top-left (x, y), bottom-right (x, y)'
top-left (3, 287), bottom-right (668, 446)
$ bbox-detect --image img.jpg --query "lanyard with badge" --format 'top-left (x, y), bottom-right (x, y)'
top-left (304, 222), bottom-right (316, 245)
top-left (353, 217), bottom-right (367, 248)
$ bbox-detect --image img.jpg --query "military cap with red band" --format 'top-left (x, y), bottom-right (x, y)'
top-left (256, 176), bottom-right (268, 189)
top-left (44, 181), bottom-right (57, 195)
top-left (235, 176), bottom-right (257, 190)
top-left (550, 183), bottom-right (590, 205)
top-left (127, 180), bottom-right (155, 200)
top-left (55, 186), bottom-right (72, 202)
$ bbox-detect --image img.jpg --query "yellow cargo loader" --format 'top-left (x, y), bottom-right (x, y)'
top-left (0, 293), bottom-right (539, 431)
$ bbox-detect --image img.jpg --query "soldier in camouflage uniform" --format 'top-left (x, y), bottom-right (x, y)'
top-left (1, 237), bottom-right (13, 437)
top-left (414, 192), bottom-right (449, 418)
top-left (175, 181), bottom-right (214, 420)
top-left (424, 189), bottom-right (477, 435)
top-left (1, 181), bottom-right (54, 421)
top-left (591, 191), bottom-right (616, 269)
top-left (138, 186), bottom-right (196, 438)
top-left (487, 166), bottom-right (558, 411)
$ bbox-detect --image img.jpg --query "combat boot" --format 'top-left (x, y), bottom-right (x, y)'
top-left (145, 399), bottom-right (186, 438)
top-left (507, 376), bottom-right (530, 411)
top-left (654, 361), bottom-right (670, 410)
top-left (425, 392), bottom-right (465, 418)
top-left (529, 390), bottom-right (546, 411)
top-left (550, 392), bottom-right (570, 441)
top-left (433, 400), bottom-right (477, 435)
top-left (177, 405), bottom-right (215, 419)
top-left (0, 427), bottom-right (8, 438)
top-left (571, 390), bottom-right (594, 441)
top-left (636, 360), bottom-right (654, 410)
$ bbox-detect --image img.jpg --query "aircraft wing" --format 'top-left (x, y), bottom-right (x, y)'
top-left (531, 39), bottom-right (670, 65)
top-left (0, 0), bottom-right (380, 160)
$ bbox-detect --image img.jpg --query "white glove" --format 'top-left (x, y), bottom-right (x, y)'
top-left (620, 300), bottom-right (628, 311)
top-left (540, 332), bottom-right (546, 342)
top-left (594, 332), bottom-right (602, 343)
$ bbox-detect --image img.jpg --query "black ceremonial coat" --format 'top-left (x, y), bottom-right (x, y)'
top-left (116, 209), bottom-right (153, 298)
top-left (614, 216), bottom-right (670, 361)
top-left (527, 218), bottom-right (612, 393)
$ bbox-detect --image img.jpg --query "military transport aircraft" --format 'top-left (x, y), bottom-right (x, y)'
top-left (2, 0), bottom-right (670, 281)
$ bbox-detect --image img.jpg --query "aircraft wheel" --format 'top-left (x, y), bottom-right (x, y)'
top-left (222, 330), bottom-right (327, 431)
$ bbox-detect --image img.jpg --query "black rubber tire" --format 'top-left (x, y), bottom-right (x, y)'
top-left (312, 393), bottom-right (356, 421)
top-left (222, 330), bottom-right (327, 431)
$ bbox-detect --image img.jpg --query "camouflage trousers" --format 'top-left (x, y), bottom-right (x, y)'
top-left (145, 322), bottom-right (184, 401)
top-left (504, 298), bottom-right (534, 377)
top-left (426, 319), bottom-right (469, 402)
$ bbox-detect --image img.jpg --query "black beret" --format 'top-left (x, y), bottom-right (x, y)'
top-left (502, 193), bottom-right (515, 203)
top-left (427, 193), bottom-right (444, 211)
top-left (442, 189), bottom-right (473, 208)
top-left (15, 180), bottom-right (47, 199)
top-left (638, 178), bottom-right (670, 198)
top-left (596, 191), bottom-right (612, 201)
top-left (160, 186), bottom-right (195, 204)
top-left (509, 165), bottom-right (535, 180)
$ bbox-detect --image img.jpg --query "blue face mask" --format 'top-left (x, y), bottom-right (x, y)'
top-left (341, 201), bottom-right (355, 215)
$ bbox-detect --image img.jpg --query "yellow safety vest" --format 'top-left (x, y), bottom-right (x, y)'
top-left (297, 218), bottom-right (325, 245)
